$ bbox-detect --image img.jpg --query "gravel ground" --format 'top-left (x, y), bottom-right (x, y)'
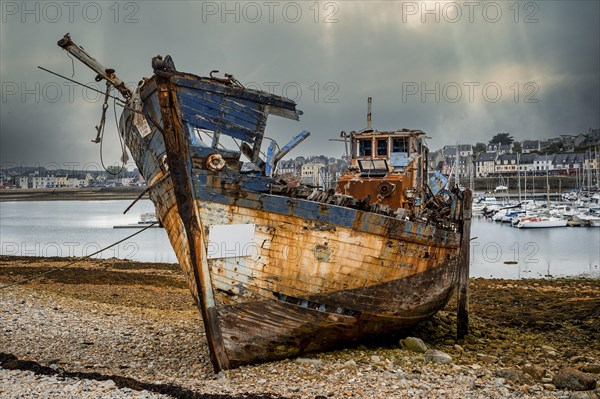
top-left (0, 256), bottom-right (598, 398)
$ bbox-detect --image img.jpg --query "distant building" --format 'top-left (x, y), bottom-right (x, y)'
top-left (517, 153), bottom-right (537, 172)
top-left (588, 128), bottom-right (600, 145)
top-left (475, 152), bottom-right (497, 177)
top-left (553, 153), bottom-right (583, 172)
top-left (522, 140), bottom-right (541, 154)
top-left (301, 163), bottom-right (325, 187)
top-left (495, 154), bottom-right (518, 175)
top-left (534, 154), bottom-right (554, 171)
top-left (32, 175), bottom-right (55, 189)
top-left (18, 176), bottom-right (30, 189)
top-left (584, 151), bottom-right (599, 175)
top-left (487, 143), bottom-right (513, 155)
top-left (55, 175), bottom-right (69, 188)
top-left (428, 150), bottom-right (445, 174)
top-left (443, 144), bottom-right (473, 158)
top-left (277, 160), bottom-right (297, 176)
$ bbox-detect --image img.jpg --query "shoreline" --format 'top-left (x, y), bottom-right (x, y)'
top-left (0, 255), bottom-right (598, 398)
top-left (0, 187), bottom-right (147, 202)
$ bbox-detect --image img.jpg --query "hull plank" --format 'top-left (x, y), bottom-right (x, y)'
top-left (217, 263), bottom-right (455, 367)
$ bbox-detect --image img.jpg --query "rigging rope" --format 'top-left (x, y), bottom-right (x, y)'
top-left (99, 87), bottom-right (127, 176)
top-left (0, 222), bottom-right (158, 290)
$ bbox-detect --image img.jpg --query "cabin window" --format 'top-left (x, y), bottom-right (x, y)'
top-left (358, 159), bottom-right (389, 176)
top-left (358, 139), bottom-right (372, 157)
top-left (392, 138), bottom-right (408, 153)
top-left (377, 139), bottom-right (388, 156)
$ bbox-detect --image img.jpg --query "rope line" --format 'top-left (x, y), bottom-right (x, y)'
top-left (0, 222), bottom-right (158, 290)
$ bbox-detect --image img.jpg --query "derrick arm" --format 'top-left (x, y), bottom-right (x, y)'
top-left (57, 33), bottom-right (132, 100)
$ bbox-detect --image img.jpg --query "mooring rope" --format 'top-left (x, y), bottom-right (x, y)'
top-left (0, 222), bottom-right (158, 290)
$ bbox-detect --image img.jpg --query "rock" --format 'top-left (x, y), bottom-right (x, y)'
top-left (569, 390), bottom-right (600, 399)
top-left (370, 355), bottom-right (381, 363)
top-left (477, 354), bottom-right (498, 364)
top-left (400, 337), bottom-right (428, 353)
top-left (541, 345), bottom-right (556, 353)
top-left (495, 369), bottom-right (525, 384)
top-left (216, 371), bottom-right (227, 380)
top-left (523, 364), bottom-right (546, 381)
top-left (554, 368), bottom-right (597, 391)
top-left (582, 365), bottom-right (600, 374)
top-left (340, 359), bottom-right (357, 370)
top-left (295, 358), bottom-right (323, 366)
top-left (423, 349), bottom-right (452, 364)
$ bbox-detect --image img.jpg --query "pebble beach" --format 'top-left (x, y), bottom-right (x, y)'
top-left (1, 256), bottom-right (598, 398)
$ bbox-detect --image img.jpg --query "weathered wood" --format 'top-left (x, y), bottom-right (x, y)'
top-left (457, 189), bottom-right (472, 340)
top-left (154, 72), bottom-right (230, 371)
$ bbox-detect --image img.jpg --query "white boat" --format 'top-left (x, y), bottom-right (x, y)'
top-left (473, 196), bottom-right (503, 214)
top-left (576, 211), bottom-right (600, 227)
top-left (550, 205), bottom-right (577, 218)
top-left (492, 209), bottom-right (508, 222)
top-left (502, 209), bottom-right (526, 223)
top-left (113, 212), bottom-right (161, 229)
top-left (516, 216), bottom-right (567, 228)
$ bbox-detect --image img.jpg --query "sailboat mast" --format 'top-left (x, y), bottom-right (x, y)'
top-left (517, 153), bottom-right (522, 203)
top-left (596, 146), bottom-right (600, 189)
top-left (546, 154), bottom-right (550, 207)
top-left (524, 169), bottom-right (527, 201)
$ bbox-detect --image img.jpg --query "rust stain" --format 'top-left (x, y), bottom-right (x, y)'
top-left (312, 243), bottom-right (334, 262)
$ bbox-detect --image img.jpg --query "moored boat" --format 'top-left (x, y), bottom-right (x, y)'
top-left (55, 34), bottom-right (472, 371)
top-left (113, 212), bottom-right (161, 229)
top-left (516, 216), bottom-right (567, 228)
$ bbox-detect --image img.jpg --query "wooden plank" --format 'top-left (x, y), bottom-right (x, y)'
top-left (457, 190), bottom-right (472, 340)
top-left (155, 73), bottom-right (230, 371)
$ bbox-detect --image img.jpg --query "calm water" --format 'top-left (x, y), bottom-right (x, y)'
top-left (1, 200), bottom-right (598, 279)
top-left (0, 200), bottom-right (176, 264)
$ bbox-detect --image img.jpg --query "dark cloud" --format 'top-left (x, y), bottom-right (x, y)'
top-left (1, 1), bottom-right (598, 167)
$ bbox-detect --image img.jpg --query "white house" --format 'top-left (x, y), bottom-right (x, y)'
top-left (534, 155), bottom-right (554, 172)
top-left (475, 152), bottom-right (497, 177)
top-left (301, 163), bottom-right (325, 187)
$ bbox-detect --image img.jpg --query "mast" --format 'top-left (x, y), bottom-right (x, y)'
top-left (596, 146), bottom-right (600, 189)
top-left (456, 143), bottom-right (460, 188)
top-left (517, 152), bottom-right (522, 202)
top-left (367, 97), bottom-right (372, 130)
top-left (524, 169), bottom-right (527, 202)
top-left (546, 153), bottom-right (550, 207)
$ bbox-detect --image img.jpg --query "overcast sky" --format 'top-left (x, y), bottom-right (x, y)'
top-left (1, 1), bottom-right (598, 169)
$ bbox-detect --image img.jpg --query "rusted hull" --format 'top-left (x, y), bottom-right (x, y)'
top-left (119, 71), bottom-right (466, 371)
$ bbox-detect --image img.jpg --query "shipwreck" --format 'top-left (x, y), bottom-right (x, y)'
top-left (53, 34), bottom-right (472, 371)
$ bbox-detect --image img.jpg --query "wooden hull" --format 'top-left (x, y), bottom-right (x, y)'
top-left (119, 70), bottom-right (468, 371)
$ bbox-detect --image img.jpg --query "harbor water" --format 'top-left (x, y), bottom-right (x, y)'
top-left (1, 200), bottom-right (598, 279)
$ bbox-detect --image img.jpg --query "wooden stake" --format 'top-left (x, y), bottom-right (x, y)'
top-left (457, 189), bottom-right (472, 340)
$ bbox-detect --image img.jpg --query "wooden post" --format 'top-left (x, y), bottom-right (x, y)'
top-left (457, 189), bottom-right (472, 340)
